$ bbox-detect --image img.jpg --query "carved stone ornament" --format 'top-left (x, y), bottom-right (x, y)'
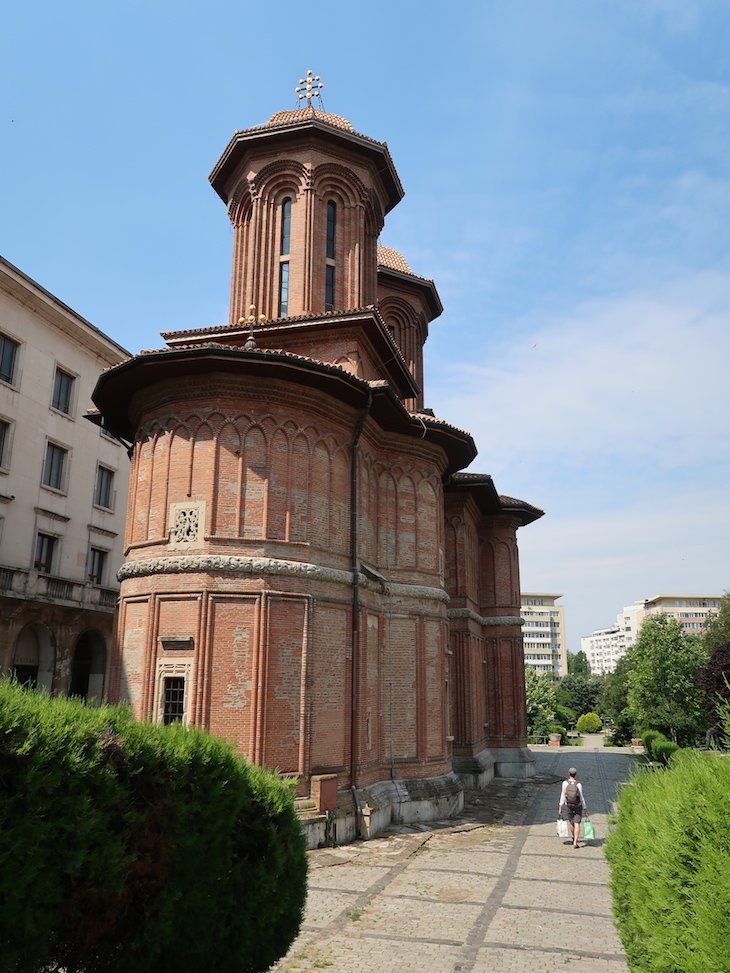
top-left (168, 502), bottom-right (205, 548)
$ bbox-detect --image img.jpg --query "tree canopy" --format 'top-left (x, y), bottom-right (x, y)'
top-left (524, 666), bottom-right (557, 737)
top-left (568, 650), bottom-right (591, 675)
top-left (597, 653), bottom-right (635, 743)
top-left (627, 613), bottom-right (708, 744)
top-left (702, 591), bottom-right (730, 654)
top-left (557, 673), bottom-right (603, 720)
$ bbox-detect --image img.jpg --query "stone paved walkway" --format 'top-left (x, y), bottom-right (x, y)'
top-left (270, 741), bottom-right (639, 973)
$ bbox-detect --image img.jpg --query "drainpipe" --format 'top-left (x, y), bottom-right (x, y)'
top-left (349, 388), bottom-right (372, 834)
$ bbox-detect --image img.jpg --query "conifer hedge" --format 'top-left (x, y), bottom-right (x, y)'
top-left (0, 680), bottom-right (307, 973)
top-left (606, 749), bottom-right (730, 973)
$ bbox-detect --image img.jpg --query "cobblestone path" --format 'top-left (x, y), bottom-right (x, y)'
top-left (270, 744), bottom-right (637, 973)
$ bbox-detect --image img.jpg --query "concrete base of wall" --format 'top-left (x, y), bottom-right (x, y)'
top-left (298, 752), bottom-right (536, 849)
top-left (453, 750), bottom-right (496, 790)
top-left (299, 771), bottom-right (464, 849)
top-left (490, 746), bottom-right (536, 779)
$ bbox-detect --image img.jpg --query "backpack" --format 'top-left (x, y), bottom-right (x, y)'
top-left (565, 779), bottom-right (580, 807)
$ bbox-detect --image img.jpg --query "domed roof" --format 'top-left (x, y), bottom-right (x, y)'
top-left (377, 245), bottom-right (413, 275)
top-left (266, 106), bottom-right (355, 133)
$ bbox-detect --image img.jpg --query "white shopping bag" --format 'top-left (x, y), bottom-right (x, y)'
top-left (556, 818), bottom-right (569, 838)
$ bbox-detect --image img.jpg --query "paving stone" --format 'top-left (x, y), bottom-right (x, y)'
top-left (268, 749), bottom-right (634, 973)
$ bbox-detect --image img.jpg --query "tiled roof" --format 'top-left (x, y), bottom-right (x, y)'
top-left (412, 412), bottom-right (472, 438)
top-left (266, 106), bottom-right (354, 133)
top-left (377, 245), bottom-right (412, 274)
top-left (137, 341), bottom-right (361, 378)
top-left (161, 306), bottom-right (380, 341)
top-left (228, 106), bottom-right (387, 150)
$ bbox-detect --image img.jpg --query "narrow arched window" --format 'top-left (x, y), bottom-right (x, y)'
top-left (278, 197), bottom-right (292, 316)
top-left (325, 201), bottom-right (336, 311)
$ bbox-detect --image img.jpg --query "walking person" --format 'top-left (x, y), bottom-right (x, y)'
top-left (558, 767), bottom-right (587, 849)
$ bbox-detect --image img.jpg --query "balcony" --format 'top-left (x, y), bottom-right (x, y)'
top-left (0, 564), bottom-right (118, 612)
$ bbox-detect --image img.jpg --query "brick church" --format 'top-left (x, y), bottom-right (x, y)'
top-left (93, 77), bottom-right (543, 844)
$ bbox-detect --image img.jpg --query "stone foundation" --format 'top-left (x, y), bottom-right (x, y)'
top-left (298, 750), bottom-right (537, 848)
top-left (299, 771), bottom-right (464, 849)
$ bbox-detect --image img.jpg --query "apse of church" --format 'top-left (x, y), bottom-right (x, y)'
top-left (94, 75), bottom-right (542, 844)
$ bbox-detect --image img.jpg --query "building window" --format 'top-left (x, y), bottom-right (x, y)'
top-left (42, 442), bottom-right (68, 491)
top-left (88, 547), bottom-right (107, 585)
top-left (278, 262), bottom-right (289, 318)
top-left (278, 196), bottom-right (292, 317)
top-left (163, 676), bottom-right (186, 725)
top-left (0, 419), bottom-right (11, 469)
top-left (325, 201), bottom-right (336, 311)
top-left (51, 367), bottom-right (75, 415)
top-left (94, 465), bottom-right (114, 509)
top-left (35, 532), bottom-right (56, 574)
top-left (0, 334), bottom-right (19, 386)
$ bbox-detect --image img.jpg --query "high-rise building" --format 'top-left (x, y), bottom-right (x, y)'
top-left (520, 593), bottom-right (567, 678)
top-left (0, 256), bottom-right (130, 699)
top-left (582, 594), bottom-right (722, 674)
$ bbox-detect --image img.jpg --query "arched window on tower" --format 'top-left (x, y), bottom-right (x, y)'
top-left (325, 200), bottom-right (336, 311)
top-left (278, 196), bottom-right (292, 317)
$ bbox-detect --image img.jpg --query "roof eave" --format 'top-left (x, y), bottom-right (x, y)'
top-left (210, 119), bottom-right (404, 213)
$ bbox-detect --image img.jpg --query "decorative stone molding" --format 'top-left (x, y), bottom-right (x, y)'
top-left (447, 608), bottom-right (523, 627)
top-left (153, 659), bottom-right (194, 726)
top-left (118, 553), bottom-right (449, 604)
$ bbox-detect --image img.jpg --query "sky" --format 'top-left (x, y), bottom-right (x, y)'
top-left (2, 0), bottom-right (728, 652)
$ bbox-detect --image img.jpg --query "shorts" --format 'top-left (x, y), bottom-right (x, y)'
top-left (566, 803), bottom-right (582, 823)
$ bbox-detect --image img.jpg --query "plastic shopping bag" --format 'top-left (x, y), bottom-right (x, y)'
top-left (557, 818), bottom-right (569, 838)
top-left (583, 819), bottom-right (595, 841)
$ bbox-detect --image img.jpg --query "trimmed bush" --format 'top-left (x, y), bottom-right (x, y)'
top-left (653, 737), bottom-right (680, 766)
top-left (606, 749), bottom-right (730, 973)
top-left (0, 680), bottom-right (307, 973)
top-left (576, 711), bottom-right (602, 734)
top-left (641, 729), bottom-right (663, 760)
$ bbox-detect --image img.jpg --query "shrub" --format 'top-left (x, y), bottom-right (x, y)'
top-left (641, 729), bottom-right (663, 761)
top-left (653, 737), bottom-right (680, 766)
top-left (576, 711), bottom-right (602, 734)
top-left (0, 680), bottom-right (307, 973)
top-left (606, 749), bottom-right (730, 973)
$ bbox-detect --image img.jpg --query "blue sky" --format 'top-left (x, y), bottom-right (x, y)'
top-left (3, 1), bottom-right (728, 652)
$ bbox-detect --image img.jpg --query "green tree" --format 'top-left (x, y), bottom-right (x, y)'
top-left (627, 614), bottom-right (709, 745)
top-left (597, 653), bottom-right (635, 743)
top-left (557, 673), bottom-right (603, 719)
top-left (702, 591), bottom-right (730, 654)
top-left (524, 666), bottom-right (557, 737)
top-left (568, 650), bottom-right (590, 675)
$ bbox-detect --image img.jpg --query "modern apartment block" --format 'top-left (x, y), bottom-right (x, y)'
top-left (580, 624), bottom-right (626, 676)
top-left (521, 593), bottom-right (568, 678)
top-left (582, 594), bottom-right (722, 674)
top-left (0, 256), bottom-right (130, 700)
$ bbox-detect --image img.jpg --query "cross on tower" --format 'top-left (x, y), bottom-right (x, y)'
top-left (295, 70), bottom-right (324, 107)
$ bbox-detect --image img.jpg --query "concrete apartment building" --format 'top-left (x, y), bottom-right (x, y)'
top-left (521, 593), bottom-right (568, 678)
top-left (582, 594), bottom-right (722, 674)
top-left (0, 256), bottom-right (130, 699)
